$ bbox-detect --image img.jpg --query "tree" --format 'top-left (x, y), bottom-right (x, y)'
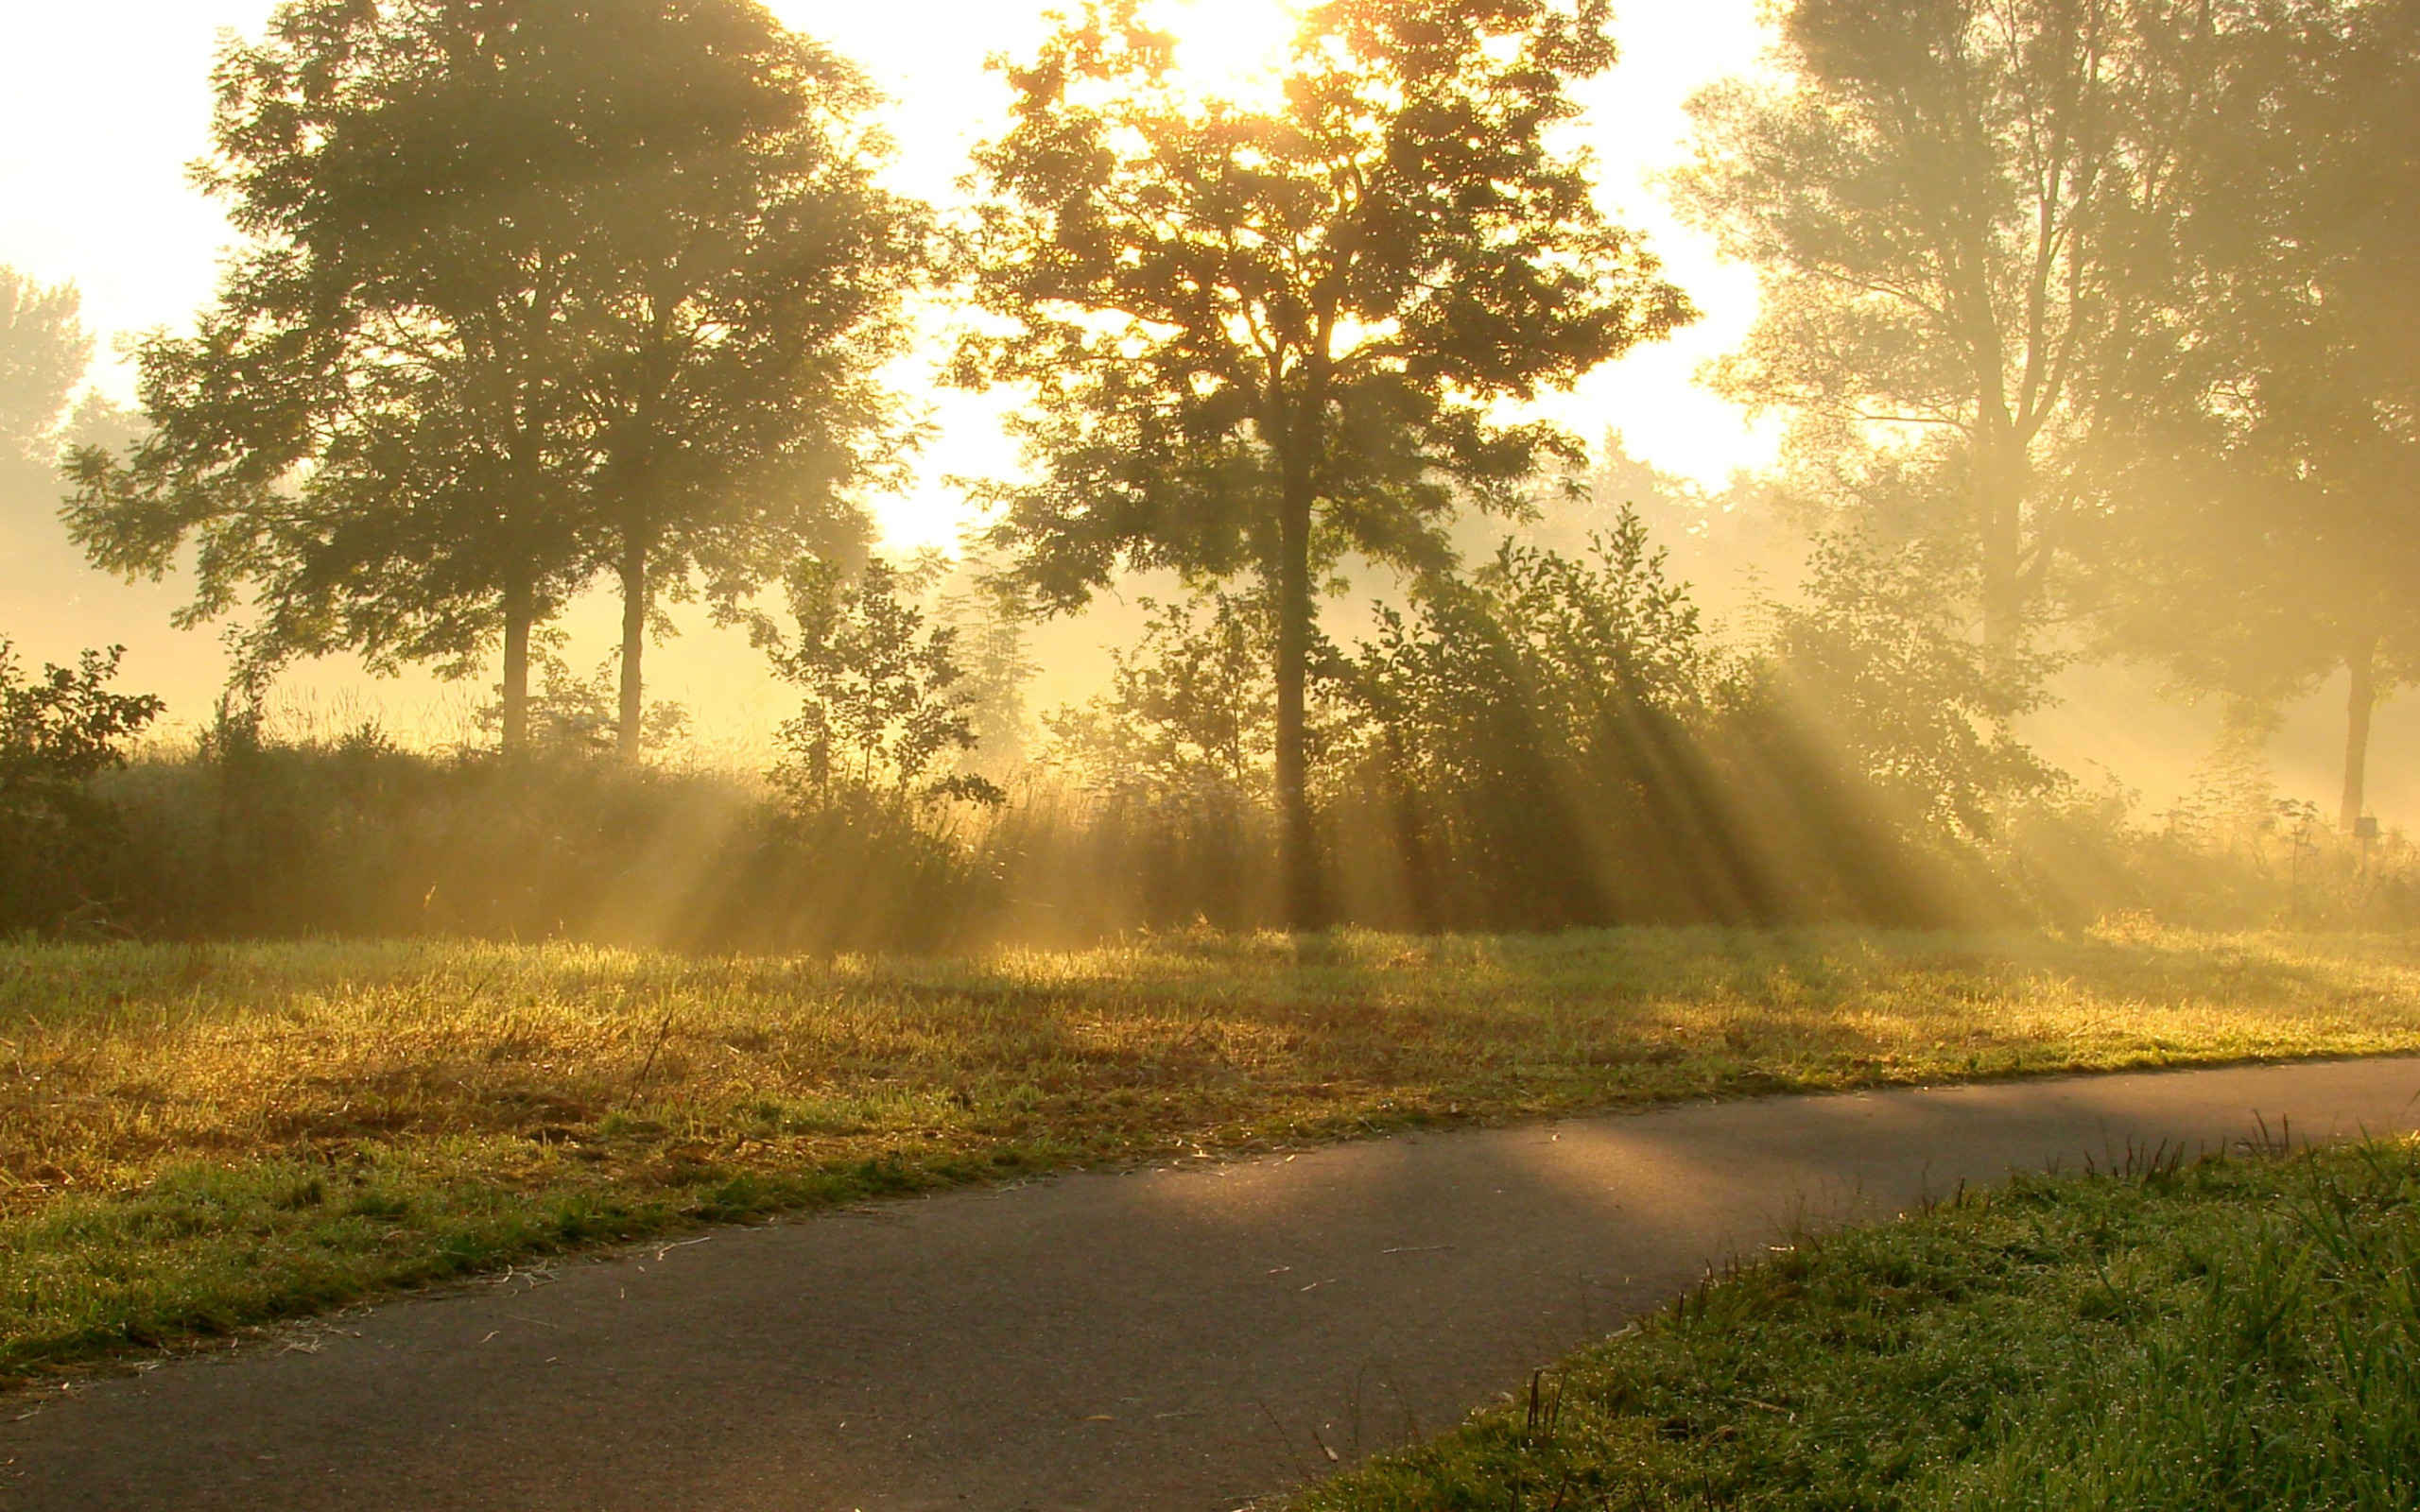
top-left (1672, 0), bottom-right (2204, 659)
top-left (0, 267), bottom-right (89, 461)
top-left (760, 558), bottom-right (1001, 805)
top-left (1344, 521), bottom-right (1756, 927)
top-left (1771, 524), bottom-right (2061, 839)
top-left (0, 641), bottom-right (163, 806)
top-left (1044, 592), bottom-right (1281, 806)
top-left (66, 1), bottom-right (602, 744)
top-left (956, 0), bottom-right (1692, 925)
top-left (63, 0), bottom-right (919, 756)
top-left (552, 0), bottom-right (923, 757)
top-left (0, 639), bottom-right (164, 929)
top-left (2, 267), bottom-right (94, 606)
top-left (2085, 0), bottom-right (2420, 831)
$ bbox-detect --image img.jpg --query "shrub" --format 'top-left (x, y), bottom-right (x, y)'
top-left (0, 640), bottom-right (163, 932)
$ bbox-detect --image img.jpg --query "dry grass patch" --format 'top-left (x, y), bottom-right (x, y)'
top-left (4, 924), bottom-right (2420, 1383)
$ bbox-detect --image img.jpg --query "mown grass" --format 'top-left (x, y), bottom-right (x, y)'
top-left (6, 925), bottom-right (2420, 1387)
top-left (1291, 1133), bottom-right (2420, 1512)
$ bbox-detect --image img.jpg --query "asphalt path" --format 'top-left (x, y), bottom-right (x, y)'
top-left (5, 1056), bottom-right (2418, 1512)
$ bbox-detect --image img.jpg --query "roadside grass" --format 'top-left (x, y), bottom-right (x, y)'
top-left (1289, 1133), bottom-right (2420, 1512)
top-left (7, 924), bottom-right (2420, 1386)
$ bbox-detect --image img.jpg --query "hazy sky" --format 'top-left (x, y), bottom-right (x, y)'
top-left (0, 0), bottom-right (1779, 553)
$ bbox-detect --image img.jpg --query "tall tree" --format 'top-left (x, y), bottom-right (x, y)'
top-left (0, 268), bottom-right (89, 461)
top-left (63, 0), bottom-right (919, 755)
top-left (1, 268), bottom-right (97, 598)
top-left (2086, 0), bottom-right (2420, 830)
top-left (552, 0), bottom-right (921, 757)
top-left (67, 1), bottom-right (600, 742)
top-left (1672, 0), bottom-right (2204, 659)
top-left (955, 0), bottom-right (1691, 925)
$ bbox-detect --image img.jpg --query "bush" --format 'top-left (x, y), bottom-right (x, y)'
top-left (0, 640), bottom-right (163, 932)
top-left (86, 728), bottom-right (992, 953)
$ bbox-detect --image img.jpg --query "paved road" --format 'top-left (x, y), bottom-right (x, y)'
top-left (6, 1057), bottom-right (2418, 1512)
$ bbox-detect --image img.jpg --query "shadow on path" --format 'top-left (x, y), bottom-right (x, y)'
top-left (5, 1056), bottom-right (2418, 1512)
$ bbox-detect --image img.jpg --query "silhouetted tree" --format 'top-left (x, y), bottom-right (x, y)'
top-left (559, 1), bottom-right (923, 757)
top-left (0, 639), bottom-right (164, 929)
top-left (955, 0), bottom-right (1692, 926)
top-left (760, 558), bottom-right (1001, 805)
top-left (66, 2), bottom-right (601, 744)
top-left (1345, 520), bottom-right (1747, 925)
top-left (1045, 592), bottom-right (1282, 805)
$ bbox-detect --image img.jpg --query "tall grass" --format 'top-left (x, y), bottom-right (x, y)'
top-left (18, 732), bottom-right (2415, 948)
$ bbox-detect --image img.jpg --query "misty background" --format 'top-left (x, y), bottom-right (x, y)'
top-left (5, 0), bottom-right (2394, 828)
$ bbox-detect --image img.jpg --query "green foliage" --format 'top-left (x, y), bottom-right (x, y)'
top-left (1342, 520), bottom-right (1751, 927)
top-left (0, 640), bottom-right (164, 932)
top-left (0, 643), bottom-right (161, 797)
top-left (1037, 518), bottom-right (1962, 929)
top-left (763, 558), bottom-right (1003, 806)
top-left (1295, 1138), bottom-right (2420, 1512)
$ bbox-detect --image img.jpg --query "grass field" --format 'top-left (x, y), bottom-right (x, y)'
top-left (7, 925), bottom-right (2420, 1386)
top-left (1290, 1133), bottom-right (2420, 1511)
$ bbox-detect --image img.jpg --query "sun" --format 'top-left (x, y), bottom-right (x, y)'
top-left (1146, 0), bottom-right (1302, 96)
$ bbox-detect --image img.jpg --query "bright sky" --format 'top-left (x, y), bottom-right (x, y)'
top-left (0, 0), bottom-right (1778, 550)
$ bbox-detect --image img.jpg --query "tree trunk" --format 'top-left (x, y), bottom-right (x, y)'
top-left (1274, 454), bottom-right (1322, 932)
top-left (1978, 446), bottom-right (2028, 658)
top-left (500, 576), bottom-right (533, 755)
top-left (2342, 635), bottom-right (2377, 833)
top-left (1387, 733), bottom-right (1440, 934)
top-left (617, 534), bottom-right (648, 761)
